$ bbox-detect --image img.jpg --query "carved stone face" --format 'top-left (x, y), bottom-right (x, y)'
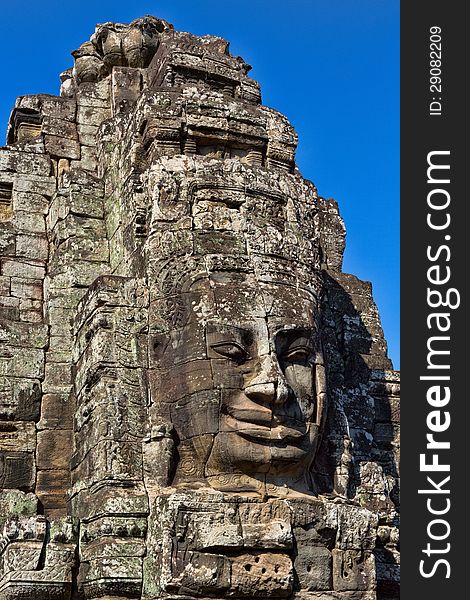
top-left (151, 270), bottom-right (325, 495)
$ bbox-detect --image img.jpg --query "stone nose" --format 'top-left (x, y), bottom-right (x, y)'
top-left (244, 381), bottom-right (276, 404)
top-left (244, 354), bottom-right (290, 406)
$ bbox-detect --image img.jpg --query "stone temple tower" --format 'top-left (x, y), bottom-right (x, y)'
top-left (0, 16), bottom-right (399, 600)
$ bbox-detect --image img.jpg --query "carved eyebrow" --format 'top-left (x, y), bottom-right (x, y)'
top-left (206, 323), bottom-right (251, 334)
top-left (273, 326), bottom-right (314, 339)
top-left (283, 346), bottom-right (314, 365)
top-left (206, 322), bottom-right (254, 344)
top-left (273, 328), bottom-right (315, 355)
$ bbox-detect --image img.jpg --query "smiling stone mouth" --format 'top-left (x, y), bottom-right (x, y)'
top-left (224, 414), bottom-right (307, 443)
top-left (238, 425), bottom-right (305, 438)
top-left (225, 407), bottom-right (306, 429)
top-left (225, 407), bottom-right (272, 427)
top-left (224, 409), bottom-right (308, 434)
top-left (236, 429), bottom-right (306, 447)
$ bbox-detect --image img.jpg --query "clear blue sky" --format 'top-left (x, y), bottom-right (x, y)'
top-left (0, 0), bottom-right (399, 368)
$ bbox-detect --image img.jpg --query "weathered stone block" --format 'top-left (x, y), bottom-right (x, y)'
top-left (46, 350), bottom-right (73, 364)
top-left (11, 211), bottom-right (46, 239)
top-left (373, 396), bottom-right (400, 424)
top-left (77, 104), bottom-right (111, 126)
top-left (54, 237), bottom-right (109, 264)
top-left (76, 145), bottom-right (98, 171)
top-left (68, 192), bottom-right (104, 218)
top-left (177, 552), bottom-right (231, 595)
top-left (19, 298), bottom-right (43, 312)
top-left (44, 134), bottom-right (81, 160)
top-left (16, 233), bottom-right (49, 260)
top-left (332, 550), bottom-right (375, 592)
top-left (373, 422), bottom-right (396, 445)
top-left (295, 545), bottom-right (333, 591)
top-left (0, 450), bottom-right (35, 490)
top-left (42, 116), bottom-right (79, 139)
top-left (51, 213), bottom-right (107, 243)
top-left (48, 335), bottom-right (74, 353)
top-left (47, 309), bottom-right (73, 339)
top-left (77, 123), bottom-right (99, 147)
top-left (13, 174), bottom-right (56, 196)
top-left (0, 346), bottom-right (44, 378)
top-left (238, 501), bottom-right (293, 549)
top-left (77, 79), bottom-right (110, 102)
top-left (1, 258), bottom-right (46, 279)
top-left (230, 552), bottom-right (293, 597)
top-left (111, 67), bottom-right (144, 114)
top-left (0, 570), bottom-right (72, 600)
top-left (0, 377), bottom-right (42, 421)
top-left (43, 362), bottom-right (73, 390)
top-left (71, 485), bottom-right (149, 521)
top-left (0, 150), bottom-right (51, 175)
top-left (37, 430), bottom-right (73, 469)
top-left (19, 300), bottom-right (44, 323)
top-left (40, 96), bottom-right (77, 122)
top-left (11, 191), bottom-right (49, 214)
top-left (0, 421), bottom-right (36, 452)
top-left (36, 469), bottom-right (70, 510)
top-left (38, 393), bottom-right (73, 430)
top-left (81, 558), bottom-right (142, 599)
top-left (10, 277), bottom-right (43, 300)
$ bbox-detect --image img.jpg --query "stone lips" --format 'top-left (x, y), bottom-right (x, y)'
top-left (0, 14), bottom-right (399, 600)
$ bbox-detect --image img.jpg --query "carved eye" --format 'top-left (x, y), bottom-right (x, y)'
top-left (211, 342), bottom-right (249, 363)
top-left (284, 346), bottom-right (312, 365)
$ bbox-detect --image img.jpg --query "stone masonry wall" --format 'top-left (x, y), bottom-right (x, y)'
top-left (0, 16), bottom-right (399, 600)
